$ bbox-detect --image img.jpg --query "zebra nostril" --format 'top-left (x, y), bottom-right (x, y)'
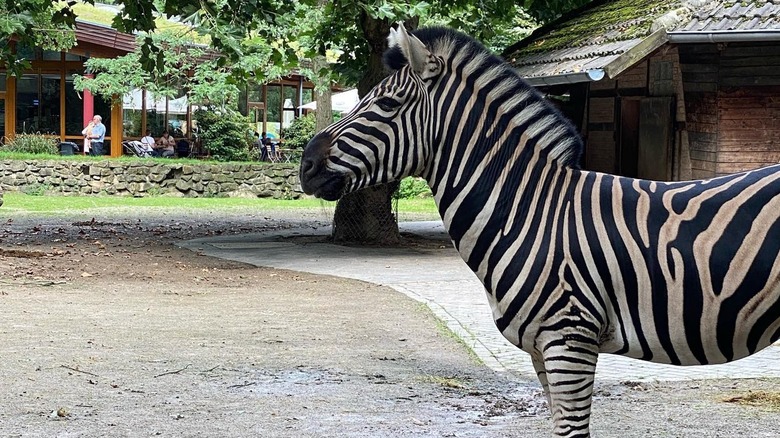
top-left (301, 157), bottom-right (318, 178)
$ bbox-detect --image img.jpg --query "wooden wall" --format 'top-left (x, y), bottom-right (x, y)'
top-left (585, 92), bottom-right (617, 173)
top-left (718, 42), bottom-right (780, 174)
top-left (679, 44), bottom-right (719, 179)
top-left (718, 86), bottom-right (780, 174)
top-left (680, 42), bottom-right (780, 178)
top-left (581, 40), bottom-right (780, 180)
top-left (584, 75), bottom-right (613, 173)
top-left (584, 58), bottom-right (678, 177)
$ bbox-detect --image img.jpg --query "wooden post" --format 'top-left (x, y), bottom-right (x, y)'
top-left (82, 74), bottom-right (94, 155)
top-left (82, 74), bottom-right (94, 126)
top-left (111, 98), bottom-right (123, 157)
top-left (4, 76), bottom-right (15, 141)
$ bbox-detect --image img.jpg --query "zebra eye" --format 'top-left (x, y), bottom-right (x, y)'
top-left (375, 97), bottom-right (401, 112)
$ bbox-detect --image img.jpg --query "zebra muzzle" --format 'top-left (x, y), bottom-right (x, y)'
top-left (299, 132), bottom-right (347, 200)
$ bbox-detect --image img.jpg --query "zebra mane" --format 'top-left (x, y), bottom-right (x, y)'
top-left (383, 27), bottom-right (584, 169)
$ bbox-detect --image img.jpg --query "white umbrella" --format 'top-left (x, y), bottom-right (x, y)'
top-left (300, 89), bottom-right (360, 114)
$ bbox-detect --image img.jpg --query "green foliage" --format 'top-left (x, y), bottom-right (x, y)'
top-left (394, 177), bottom-right (432, 199)
top-left (283, 113), bottom-right (316, 150)
top-left (1, 133), bottom-right (58, 155)
top-left (521, 0), bottom-right (591, 23)
top-left (73, 29), bottom-right (279, 112)
top-left (2, 0), bottom-right (589, 82)
top-left (21, 183), bottom-right (52, 196)
top-left (108, 0), bottom-right (299, 78)
top-left (0, 0), bottom-right (77, 77)
top-left (425, 5), bottom-right (538, 53)
top-left (193, 107), bottom-right (252, 161)
top-left (74, 31), bottom-right (209, 105)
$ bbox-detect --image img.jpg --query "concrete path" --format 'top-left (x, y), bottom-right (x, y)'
top-left (180, 221), bottom-right (780, 382)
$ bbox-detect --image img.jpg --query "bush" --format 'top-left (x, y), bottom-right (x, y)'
top-left (2, 133), bottom-right (58, 155)
top-left (194, 108), bottom-right (252, 162)
top-left (21, 183), bottom-right (52, 196)
top-left (394, 177), bottom-right (432, 199)
top-left (284, 113), bottom-right (316, 150)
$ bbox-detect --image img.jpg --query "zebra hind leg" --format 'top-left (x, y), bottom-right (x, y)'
top-left (538, 336), bottom-right (599, 438)
top-left (531, 355), bottom-right (552, 408)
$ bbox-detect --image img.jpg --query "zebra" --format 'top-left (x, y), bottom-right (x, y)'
top-left (299, 23), bottom-right (780, 437)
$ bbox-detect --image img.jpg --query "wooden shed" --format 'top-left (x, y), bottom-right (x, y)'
top-left (503, 0), bottom-right (780, 181)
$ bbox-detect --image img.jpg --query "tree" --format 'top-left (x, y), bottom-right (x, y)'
top-left (2, 0), bottom-right (589, 243)
top-left (0, 0), bottom-right (76, 77)
top-left (306, 0), bottom-right (540, 244)
top-left (2, 0), bottom-right (587, 78)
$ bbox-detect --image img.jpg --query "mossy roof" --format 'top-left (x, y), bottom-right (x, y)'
top-left (505, 0), bottom-right (679, 58)
top-left (503, 0), bottom-right (780, 80)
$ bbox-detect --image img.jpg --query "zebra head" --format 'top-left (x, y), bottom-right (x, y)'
top-left (300, 23), bottom-right (443, 201)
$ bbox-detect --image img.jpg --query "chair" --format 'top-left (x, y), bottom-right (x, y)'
top-left (276, 147), bottom-right (295, 163)
top-left (266, 142), bottom-right (280, 163)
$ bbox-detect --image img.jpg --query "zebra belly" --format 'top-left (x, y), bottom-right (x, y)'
top-left (599, 286), bottom-right (780, 366)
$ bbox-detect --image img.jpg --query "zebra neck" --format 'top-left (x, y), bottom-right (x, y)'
top-left (425, 116), bottom-right (574, 282)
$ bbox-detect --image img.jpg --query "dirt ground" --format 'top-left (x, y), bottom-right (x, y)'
top-left (2, 207), bottom-right (780, 437)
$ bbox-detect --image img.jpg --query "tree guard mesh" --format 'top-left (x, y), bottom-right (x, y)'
top-left (331, 182), bottom-right (401, 244)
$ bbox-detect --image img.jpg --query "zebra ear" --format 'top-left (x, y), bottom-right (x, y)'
top-left (388, 23), bottom-right (441, 79)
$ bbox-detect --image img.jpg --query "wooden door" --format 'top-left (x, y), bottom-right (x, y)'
top-left (619, 98), bottom-right (640, 178)
top-left (637, 97), bottom-right (675, 181)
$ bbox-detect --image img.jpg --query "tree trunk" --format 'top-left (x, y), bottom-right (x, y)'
top-left (332, 181), bottom-right (400, 244)
top-left (312, 57), bottom-right (333, 132)
top-left (331, 14), bottom-right (418, 244)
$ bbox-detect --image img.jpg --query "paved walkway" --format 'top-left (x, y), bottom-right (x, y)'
top-left (180, 221), bottom-right (780, 382)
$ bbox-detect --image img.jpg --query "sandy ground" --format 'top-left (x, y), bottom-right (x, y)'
top-left (2, 207), bottom-right (780, 437)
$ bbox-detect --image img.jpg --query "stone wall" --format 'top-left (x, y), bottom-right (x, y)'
top-left (0, 159), bottom-right (303, 199)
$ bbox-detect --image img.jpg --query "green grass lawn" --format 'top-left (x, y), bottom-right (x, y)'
top-left (0, 192), bottom-right (439, 218)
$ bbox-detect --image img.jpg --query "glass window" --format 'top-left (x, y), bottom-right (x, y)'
top-left (302, 88), bottom-right (313, 106)
top-left (122, 88), bottom-right (142, 137)
top-left (283, 85), bottom-right (296, 108)
top-left (16, 73), bottom-right (63, 136)
top-left (64, 53), bottom-right (86, 61)
top-left (94, 96), bottom-right (112, 155)
top-left (42, 50), bottom-right (61, 61)
top-left (16, 43), bottom-right (36, 61)
top-left (145, 91), bottom-right (166, 137)
top-left (249, 105), bottom-right (265, 138)
top-left (167, 90), bottom-right (188, 138)
top-left (16, 74), bottom-right (39, 134)
top-left (65, 73), bottom-right (85, 136)
top-left (282, 85), bottom-right (297, 133)
top-left (39, 73), bottom-right (61, 134)
top-left (123, 109), bottom-right (142, 137)
top-left (0, 73), bottom-right (6, 91)
top-left (248, 83), bottom-right (263, 103)
top-left (266, 85), bottom-right (281, 137)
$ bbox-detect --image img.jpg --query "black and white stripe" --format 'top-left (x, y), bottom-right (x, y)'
top-left (300, 24), bottom-right (780, 437)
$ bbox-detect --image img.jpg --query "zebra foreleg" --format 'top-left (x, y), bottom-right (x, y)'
top-left (537, 334), bottom-right (599, 438)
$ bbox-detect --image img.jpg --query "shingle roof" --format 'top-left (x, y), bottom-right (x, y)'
top-left (75, 20), bottom-right (136, 54)
top-left (680, 1), bottom-right (780, 31)
top-left (503, 0), bottom-right (780, 84)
